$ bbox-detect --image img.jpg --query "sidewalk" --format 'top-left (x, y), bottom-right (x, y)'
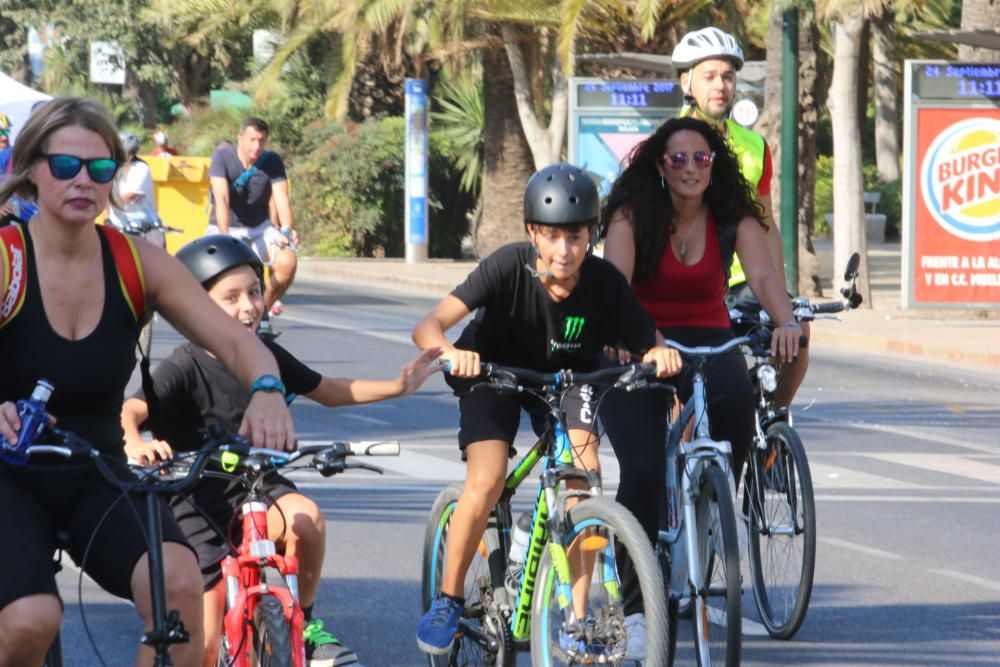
top-left (296, 241), bottom-right (1000, 371)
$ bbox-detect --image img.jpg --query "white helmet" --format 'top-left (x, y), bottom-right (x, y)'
top-left (153, 130), bottom-right (168, 146)
top-left (671, 27), bottom-right (744, 73)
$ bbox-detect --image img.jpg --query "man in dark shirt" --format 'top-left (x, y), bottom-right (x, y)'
top-left (209, 117), bottom-right (297, 314)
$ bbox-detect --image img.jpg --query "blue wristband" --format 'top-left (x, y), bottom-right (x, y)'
top-left (250, 374), bottom-right (286, 396)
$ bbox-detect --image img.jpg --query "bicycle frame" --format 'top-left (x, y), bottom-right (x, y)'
top-left (502, 418), bottom-right (604, 641)
top-left (658, 352), bottom-right (735, 599)
top-left (219, 484), bottom-right (306, 667)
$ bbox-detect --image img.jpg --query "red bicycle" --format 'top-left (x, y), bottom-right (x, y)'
top-left (194, 437), bottom-right (399, 667)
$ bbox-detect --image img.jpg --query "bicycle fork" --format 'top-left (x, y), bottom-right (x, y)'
top-left (220, 500), bottom-right (306, 667)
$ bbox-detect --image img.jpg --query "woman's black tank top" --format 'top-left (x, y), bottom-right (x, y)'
top-left (0, 226), bottom-right (139, 456)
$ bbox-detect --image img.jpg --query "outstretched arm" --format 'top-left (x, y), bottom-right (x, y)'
top-left (305, 347), bottom-right (443, 407)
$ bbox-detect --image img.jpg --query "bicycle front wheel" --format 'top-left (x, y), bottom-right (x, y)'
top-left (530, 496), bottom-right (669, 667)
top-left (692, 464), bottom-right (741, 667)
top-left (421, 483), bottom-right (512, 666)
top-left (251, 594), bottom-right (294, 667)
top-left (744, 422), bottom-right (816, 639)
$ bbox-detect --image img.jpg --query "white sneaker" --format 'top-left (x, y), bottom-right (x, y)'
top-left (624, 612), bottom-right (646, 660)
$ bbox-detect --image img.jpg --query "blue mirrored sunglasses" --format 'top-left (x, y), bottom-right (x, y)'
top-left (41, 153), bottom-right (119, 184)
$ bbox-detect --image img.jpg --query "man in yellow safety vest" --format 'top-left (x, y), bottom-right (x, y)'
top-left (672, 27), bottom-right (808, 410)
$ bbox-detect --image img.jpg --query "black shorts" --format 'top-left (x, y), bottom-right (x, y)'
top-left (0, 458), bottom-right (192, 612)
top-left (448, 377), bottom-right (601, 453)
top-left (169, 472), bottom-right (298, 589)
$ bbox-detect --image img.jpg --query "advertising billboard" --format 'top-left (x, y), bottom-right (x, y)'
top-left (903, 61), bottom-right (1000, 308)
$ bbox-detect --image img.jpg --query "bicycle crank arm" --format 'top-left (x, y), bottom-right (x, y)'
top-left (456, 617), bottom-right (500, 653)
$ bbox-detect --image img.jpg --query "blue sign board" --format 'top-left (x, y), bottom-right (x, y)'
top-left (405, 79), bottom-right (428, 252)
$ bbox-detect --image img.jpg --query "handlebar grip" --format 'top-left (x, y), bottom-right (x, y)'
top-left (346, 441), bottom-right (400, 456)
top-left (812, 301), bottom-right (845, 314)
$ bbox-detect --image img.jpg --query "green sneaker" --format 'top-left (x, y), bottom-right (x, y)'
top-left (303, 619), bottom-right (361, 667)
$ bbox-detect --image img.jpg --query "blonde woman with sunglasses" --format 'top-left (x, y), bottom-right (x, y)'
top-left (0, 97), bottom-right (294, 667)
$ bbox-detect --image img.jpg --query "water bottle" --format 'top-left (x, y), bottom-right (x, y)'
top-left (505, 512), bottom-right (533, 597)
top-left (2, 379), bottom-right (54, 466)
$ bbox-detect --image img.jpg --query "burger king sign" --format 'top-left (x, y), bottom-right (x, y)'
top-left (921, 118), bottom-right (1000, 242)
top-left (912, 108), bottom-right (1000, 306)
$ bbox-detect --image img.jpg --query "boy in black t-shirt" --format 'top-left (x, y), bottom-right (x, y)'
top-left (413, 163), bottom-right (681, 657)
top-left (121, 235), bottom-right (441, 667)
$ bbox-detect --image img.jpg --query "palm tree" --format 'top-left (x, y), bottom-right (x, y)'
top-left (871, 4), bottom-right (899, 184)
top-left (822, 0), bottom-right (875, 307)
top-left (957, 0), bottom-right (1000, 61)
top-left (757, 3), bottom-right (825, 297)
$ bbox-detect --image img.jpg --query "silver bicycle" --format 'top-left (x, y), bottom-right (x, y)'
top-left (657, 337), bottom-right (750, 667)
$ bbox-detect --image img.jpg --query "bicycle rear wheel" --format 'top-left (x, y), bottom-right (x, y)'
top-left (744, 422), bottom-right (816, 639)
top-left (421, 483), bottom-right (512, 666)
top-left (692, 464), bottom-right (741, 667)
top-left (251, 594), bottom-right (294, 667)
top-left (530, 497), bottom-right (669, 667)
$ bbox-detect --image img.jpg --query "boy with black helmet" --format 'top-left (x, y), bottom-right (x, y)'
top-left (121, 234), bottom-right (442, 667)
top-left (413, 162), bottom-right (681, 658)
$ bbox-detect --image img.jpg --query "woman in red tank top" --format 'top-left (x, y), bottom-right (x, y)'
top-left (593, 118), bottom-right (801, 614)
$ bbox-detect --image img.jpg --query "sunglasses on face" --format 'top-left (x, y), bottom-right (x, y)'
top-left (41, 153), bottom-right (119, 184)
top-left (664, 150), bottom-right (715, 170)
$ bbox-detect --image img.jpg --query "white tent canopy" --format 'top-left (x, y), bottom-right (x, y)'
top-left (0, 72), bottom-right (51, 144)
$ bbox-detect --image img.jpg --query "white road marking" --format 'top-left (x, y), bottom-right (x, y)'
top-left (864, 453), bottom-right (1000, 485)
top-left (705, 606), bottom-right (770, 637)
top-left (337, 413), bottom-right (392, 426)
top-left (809, 461), bottom-right (923, 490)
top-left (928, 569), bottom-right (1000, 594)
top-left (818, 537), bottom-right (903, 560)
top-left (281, 313), bottom-right (413, 345)
top-left (815, 495), bottom-right (1000, 503)
top-left (802, 417), bottom-right (1000, 455)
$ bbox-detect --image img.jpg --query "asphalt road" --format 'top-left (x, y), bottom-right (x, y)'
top-left (54, 278), bottom-right (1000, 666)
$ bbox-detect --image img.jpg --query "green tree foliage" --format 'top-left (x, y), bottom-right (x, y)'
top-left (290, 117), bottom-right (475, 258)
top-left (432, 76), bottom-right (484, 194)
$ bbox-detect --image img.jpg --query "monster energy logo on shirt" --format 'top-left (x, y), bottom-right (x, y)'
top-left (551, 315), bottom-right (586, 352)
top-left (564, 316), bottom-right (585, 341)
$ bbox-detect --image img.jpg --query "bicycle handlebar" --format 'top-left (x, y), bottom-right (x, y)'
top-left (27, 426), bottom-right (250, 496)
top-left (662, 337), bottom-right (751, 357)
top-left (442, 361), bottom-right (661, 393)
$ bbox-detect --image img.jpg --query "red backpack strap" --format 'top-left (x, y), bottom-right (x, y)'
top-left (0, 223), bottom-right (29, 330)
top-left (98, 224), bottom-right (146, 322)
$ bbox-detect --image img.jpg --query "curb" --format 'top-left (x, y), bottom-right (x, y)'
top-left (809, 326), bottom-right (1000, 370)
top-left (295, 260), bottom-right (1000, 371)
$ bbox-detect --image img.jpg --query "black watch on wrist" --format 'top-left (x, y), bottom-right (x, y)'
top-left (250, 374), bottom-right (286, 396)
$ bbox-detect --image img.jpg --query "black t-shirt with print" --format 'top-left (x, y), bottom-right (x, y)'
top-left (135, 339), bottom-right (321, 452)
top-left (451, 242), bottom-right (657, 373)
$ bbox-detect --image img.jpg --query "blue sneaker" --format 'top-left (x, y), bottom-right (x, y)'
top-left (416, 594), bottom-right (464, 655)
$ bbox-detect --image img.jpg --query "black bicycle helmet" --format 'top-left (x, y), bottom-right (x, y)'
top-left (176, 234), bottom-right (263, 288)
top-left (523, 163), bottom-right (599, 226)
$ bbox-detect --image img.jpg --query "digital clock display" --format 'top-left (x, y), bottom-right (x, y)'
top-left (913, 63), bottom-right (1000, 100)
top-left (576, 81), bottom-right (683, 109)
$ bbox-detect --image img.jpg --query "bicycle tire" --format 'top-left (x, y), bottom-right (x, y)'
top-left (421, 483), bottom-right (512, 666)
top-left (530, 496), bottom-right (669, 667)
top-left (692, 464), bottom-right (741, 667)
top-left (744, 422), bottom-right (816, 639)
top-left (251, 594), bottom-right (294, 667)
top-left (41, 630), bottom-right (62, 667)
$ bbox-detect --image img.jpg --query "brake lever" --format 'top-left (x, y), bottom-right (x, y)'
top-left (348, 462), bottom-right (385, 475)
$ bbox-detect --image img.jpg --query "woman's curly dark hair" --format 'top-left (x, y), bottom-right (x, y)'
top-left (599, 116), bottom-right (764, 283)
